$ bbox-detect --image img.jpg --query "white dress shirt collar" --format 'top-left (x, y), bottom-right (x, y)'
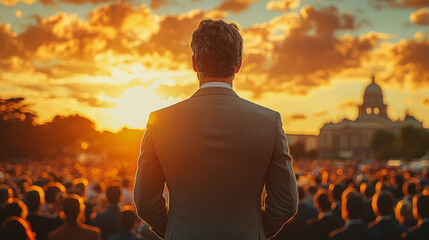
top-left (200, 82), bottom-right (232, 90)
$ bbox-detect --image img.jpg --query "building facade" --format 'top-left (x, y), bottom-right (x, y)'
top-left (318, 76), bottom-right (424, 159)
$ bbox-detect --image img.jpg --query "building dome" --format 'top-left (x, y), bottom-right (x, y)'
top-left (362, 76), bottom-right (383, 106)
top-left (357, 75), bottom-right (389, 120)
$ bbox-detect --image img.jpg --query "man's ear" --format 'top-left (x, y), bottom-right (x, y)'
top-left (192, 55), bottom-right (198, 72)
top-left (235, 59), bottom-right (242, 73)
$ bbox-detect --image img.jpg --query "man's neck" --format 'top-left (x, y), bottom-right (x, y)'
top-left (199, 77), bottom-right (233, 87)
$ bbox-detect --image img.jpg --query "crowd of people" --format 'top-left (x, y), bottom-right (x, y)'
top-left (0, 158), bottom-right (428, 240)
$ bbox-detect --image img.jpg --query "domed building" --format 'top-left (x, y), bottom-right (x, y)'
top-left (318, 75), bottom-right (424, 159)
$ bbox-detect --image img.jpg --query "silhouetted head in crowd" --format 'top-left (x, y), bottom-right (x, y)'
top-left (395, 200), bottom-right (413, 224)
top-left (106, 184), bottom-right (121, 206)
top-left (0, 185), bottom-right (12, 205)
top-left (360, 182), bottom-right (375, 199)
top-left (372, 191), bottom-right (394, 217)
top-left (71, 178), bottom-right (88, 196)
top-left (413, 194), bottom-right (429, 221)
top-left (0, 216), bottom-right (35, 240)
top-left (375, 181), bottom-right (388, 193)
top-left (24, 186), bottom-right (45, 212)
top-left (122, 178), bottom-right (130, 190)
top-left (120, 206), bottom-right (137, 231)
top-left (341, 189), bottom-right (364, 221)
top-left (329, 183), bottom-right (345, 203)
top-left (44, 182), bottom-right (65, 204)
top-left (314, 189), bottom-right (332, 213)
top-left (4, 199), bottom-right (28, 220)
top-left (403, 179), bottom-right (419, 197)
top-left (191, 19), bottom-right (243, 83)
top-left (62, 194), bottom-right (85, 225)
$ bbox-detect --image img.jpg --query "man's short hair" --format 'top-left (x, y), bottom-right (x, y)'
top-left (372, 191), bottom-right (393, 216)
top-left (120, 206), bottom-right (137, 230)
top-left (413, 194), bottom-right (429, 219)
top-left (191, 19), bottom-right (243, 78)
top-left (314, 189), bottom-right (332, 212)
top-left (106, 184), bottom-right (121, 206)
top-left (62, 194), bottom-right (84, 224)
top-left (342, 189), bottom-right (364, 220)
top-left (329, 183), bottom-right (345, 202)
top-left (24, 186), bottom-right (45, 212)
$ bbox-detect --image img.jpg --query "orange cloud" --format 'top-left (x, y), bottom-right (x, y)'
top-left (266, 0), bottom-right (300, 11)
top-left (215, 0), bottom-right (259, 13)
top-left (150, 0), bottom-right (177, 10)
top-left (410, 8), bottom-right (429, 25)
top-left (422, 97), bottom-right (429, 106)
top-left (39, 0), bottom-right (112, 5)
top-left (381, 38), bottom-right (429, 88)
top-left (0, 0), bottom-right (35, 6)
top-left (238, 5), bottom-right (384, 96)
top-left (371, 0), bottom-right (429, 9)
top-left (289, 113), bottom-right (307, 120)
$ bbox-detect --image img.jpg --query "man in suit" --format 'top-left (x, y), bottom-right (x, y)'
top-left (404, 194), bottom-right (429, 240)
top-left (307, 189), bottom-right (344, 240)
top-left (133, 19), bottom-right (298, 240)
top-left (48, 195), bottom-right (101, 240)
top-left (329, 189), bottom-right (381, 240)
top-left (368, 191), bottom-right (406, 240)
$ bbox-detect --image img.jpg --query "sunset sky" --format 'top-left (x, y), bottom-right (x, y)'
top-left (1, 0), bottom-right (428, 134)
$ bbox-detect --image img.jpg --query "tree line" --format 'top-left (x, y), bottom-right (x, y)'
top-left (370, 126), bottom-right (429, 161)
top-left (0, 97), bottom-right (143, 161)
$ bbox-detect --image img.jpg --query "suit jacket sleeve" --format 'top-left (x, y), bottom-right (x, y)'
top-left (262, 112), bottom-right (298, 239)
top-left (133, 113), bottom-right (168, 238)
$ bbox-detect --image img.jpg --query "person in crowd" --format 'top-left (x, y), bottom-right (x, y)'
top-left (41, 182), bottom-right (65, 217)
top-left (48, 194), bottom-right (101, 240)
top-left (272, 186), bottom-right (315, 240)
top-left (395, 200), bottom-right (417, 229)
top-left (360, 182), bottom-right (376, 224)
top-left (402, 180), bottom-right (419, 203)
top-left (329, 189), bottom-right (381, 240)
top-left (120, 179), bottom-right (133, 207)
top-left (403, 194), bottom-right (429, 240)
top-left (307, 189), bottom-right (344, 240)
top-left (107, 205), bottom-right (139, 240)
top-left (368, 191), bottom-right (406, 240)
top-left (329, 183), bottom-right (345, 221)
top-left (25, 186), bottom-right (63, 240)
top-left (4, 198), bottom-right (28, 220)
top-left (93, 184), bottom-right (122, 240)
top-left (0, 184), bottom-right (13, 225)
top-left (0, 216), bottom-right (35, 240)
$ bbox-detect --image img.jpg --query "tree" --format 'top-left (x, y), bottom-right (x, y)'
top-left (370, 130), bottom-right (397, 160)
top-left (396, 126), bottom-right (429, 161)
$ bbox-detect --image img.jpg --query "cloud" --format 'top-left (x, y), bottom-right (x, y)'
top-left (215, 0), bottom-right (259, 13)
top-left (371, 0), bottom-right (429, 9)
top-left (266, 0), bottom-right (300, 11)
top-left (379, 38), bottom-right (429, 88)
top-left (39, 0), bottom-right (113, 5)
top-left (410, 8), bottom-right (429, 25)
top-left (150, 0), bottom-right (177, 10)
top-left (0, 0), bottom-right (35, 6)
top-left (237, 5), bottom-right (385, 96)
top-left (288, 113), bottom-right (307, 120)
top-left (422, 97), bottom-right (429, 106)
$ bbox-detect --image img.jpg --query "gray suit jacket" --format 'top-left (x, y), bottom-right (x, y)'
top-left (133, 87), bottom-right (298, 240)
